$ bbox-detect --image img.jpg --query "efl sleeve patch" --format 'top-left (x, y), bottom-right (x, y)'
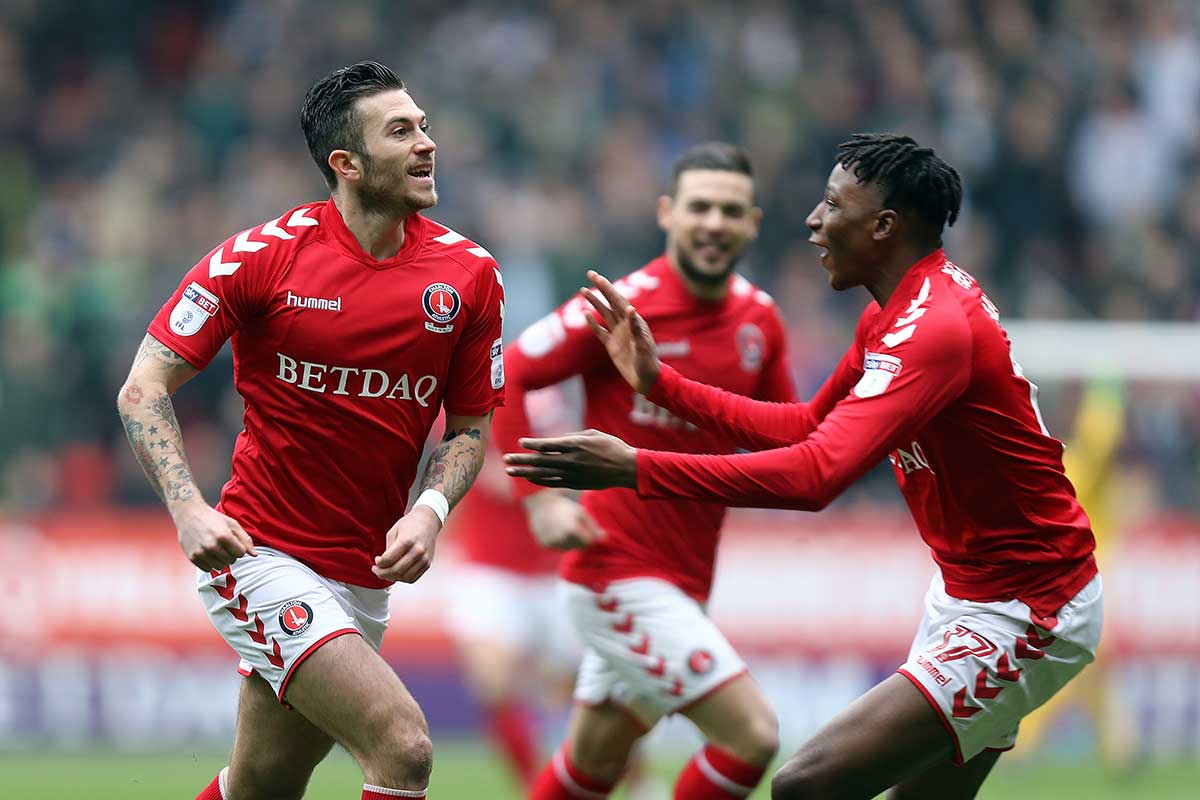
top-left (853, 351), bottom-right (902, 398)
top-left (490, 337), bottom-right (505, 389)
top-left (169, 282), bottom-right (220, 336)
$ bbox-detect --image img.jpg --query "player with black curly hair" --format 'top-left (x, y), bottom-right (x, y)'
top-left (505, 134), bottom-right (1103, 800)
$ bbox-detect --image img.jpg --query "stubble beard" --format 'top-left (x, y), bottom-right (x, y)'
top-left (357, 156), bottom-right (437, 217)
top-left (674, 240), bottom-right (742, 288)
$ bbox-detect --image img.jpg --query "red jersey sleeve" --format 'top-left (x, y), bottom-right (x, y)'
top-left (642, 304), bottom-right (872, 450)
top-left (636, 302), bottom-right (972, 510)
top-left (442, 262), bottom-right (506, 416)
top-left (146, 221), bottom-right (285, 368)
top-left (494, 298), bottom-right (609, 499)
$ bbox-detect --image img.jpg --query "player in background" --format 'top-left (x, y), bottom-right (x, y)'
top-left (443, 387), bottom-right (578, 790)
top-left (505, 134), bottom-right (1104, 800)
top-left (1013, 378), bottom-right (1134, 770)
top-left (117, 62), bottom-right (505, 800)
top-left (495, 142), bottom-right (797, 800)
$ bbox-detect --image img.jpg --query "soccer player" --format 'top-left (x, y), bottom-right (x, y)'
top-left (443, 389), bottom-right (579, 790)
top-left (116, 62), bottom-right (505, 800)
top-left (504, 134), bottom-right (1104, 800)
top-left (496, 142), bottom-right (796, 800)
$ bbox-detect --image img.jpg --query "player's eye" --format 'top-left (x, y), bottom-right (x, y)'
top-left (392, 127), bottom-right (407, 137)
top-left (825, 197), bottom-right (838, 209)
top-left (420, 123), bottom-right (431, 134)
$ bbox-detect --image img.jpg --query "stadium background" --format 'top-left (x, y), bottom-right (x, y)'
top-left (1, 1), bottom-right (1198, 797)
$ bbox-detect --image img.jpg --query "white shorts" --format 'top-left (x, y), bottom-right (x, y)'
top-left (445, 564), bottom-right (580, 670)
top-left (898, 572), bottom-right (1103, 763)
top-left (197, 546), bottom-right (390, 702)
top-left (563, 578), bottom-right (747, 729)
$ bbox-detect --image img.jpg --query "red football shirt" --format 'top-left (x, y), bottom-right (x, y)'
top-left (637, 249), bottom-right (1097, 618)
top-left (148, 199), bottom-right (506, 588)
top-left (495, 257), bottom-right (795, 600)
top-left (449, 389), bottom-right (569, 575)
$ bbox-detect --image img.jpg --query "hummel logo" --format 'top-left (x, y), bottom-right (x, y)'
top-left (286, 290), bottom-right (342, 311)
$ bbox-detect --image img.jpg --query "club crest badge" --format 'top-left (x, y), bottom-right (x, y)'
top-left (735, 322), bottom-right (765, 372)
top-left (423, 283), bottom-right (461, 333)
top-left (688, 649), bottom-right (715, 675)
top-left (278, 600), bottom-right (314, 637)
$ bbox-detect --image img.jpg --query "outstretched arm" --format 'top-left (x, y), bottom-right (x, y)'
top-left (373, 411), bottom-right (492, 583)
top-left (581, 270), bottom-right (847, 449)
top-left (507, 305), bottom-right (972, 511)
top-left (117, 334), bottom-right (257, 570)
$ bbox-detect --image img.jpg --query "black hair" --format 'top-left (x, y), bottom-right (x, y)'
top-left (670, 142), bottom-right (754, 195)
top-left (299, 61), bottom-right (407, 190)
top-left (836, 133), bottom-right (962, 241)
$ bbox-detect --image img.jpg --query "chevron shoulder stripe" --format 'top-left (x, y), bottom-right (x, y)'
top-left (207, 207), bottom-right (320, 279)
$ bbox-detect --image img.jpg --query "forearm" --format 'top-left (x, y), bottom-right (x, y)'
top-left (117, 380), bottom-right (203, 515)
top-left (419, 416), bottom-right (490, 511)
top-left (646, 365), bottom-right (818, 450)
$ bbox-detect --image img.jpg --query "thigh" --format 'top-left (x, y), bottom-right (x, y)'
top-left (680, 671), bottom-right (777, 759)
top-left (566, 699), bottom-right (649, 779)
top-left (456, 637), bottom-right (527, 704)
top-left (282, 631), bottom-right (429, 758)
top-left (887, 749), bottom-right (1002, 800)
top-left (227, 671), bottom-right (336, 799)
top-left (776, 673), bottom-right (955, 800)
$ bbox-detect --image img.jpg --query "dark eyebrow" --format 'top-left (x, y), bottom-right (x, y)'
top-left (383, 114), bottom-right (427, 130)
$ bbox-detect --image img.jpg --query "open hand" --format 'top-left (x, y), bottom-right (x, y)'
top-left (581, 270), bottom-right (661, 395)
top-left (504, 429), bottom-right (638, 491)
top-left (373, 506), bottom-right (441, 583)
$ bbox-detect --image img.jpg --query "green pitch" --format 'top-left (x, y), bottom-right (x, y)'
top-left (1, 743), bottom-right (1196, 799)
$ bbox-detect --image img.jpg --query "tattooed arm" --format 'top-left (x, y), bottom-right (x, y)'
top-left (372, 411), bottom-right (493, 584)
top-left (419, 411), bottom-right (492, 510)
top-left (117, 334), bottom-right (256, 570)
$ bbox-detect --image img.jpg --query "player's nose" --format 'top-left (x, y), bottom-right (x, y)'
top-left (806, 205), bottom-right (822, 230)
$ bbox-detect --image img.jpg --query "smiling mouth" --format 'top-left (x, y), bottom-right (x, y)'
top-left (809, 238), bottom-right (831, 266)
top-left (407, 165), bottom-right (434, 180)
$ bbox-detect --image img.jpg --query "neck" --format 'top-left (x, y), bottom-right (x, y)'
top-left (667, 253), bottom-right (729, 302)
top-left (864, 243), bottom-right (940, 306)
top-left (332, 191), bottom-right (411, 260)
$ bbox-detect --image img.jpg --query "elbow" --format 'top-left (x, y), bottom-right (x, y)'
top-left (116, 382), bottom-right (133, 413)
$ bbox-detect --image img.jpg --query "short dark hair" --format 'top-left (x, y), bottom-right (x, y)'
top-left (670, 142), bottom-right (754, 195)
top-left (836, 133), bottom-right (962, 240)
top-left (300, 61), bottom-right (407, 190)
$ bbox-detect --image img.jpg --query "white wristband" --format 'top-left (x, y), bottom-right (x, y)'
top-left (413, 489), bottom-right (449, 526)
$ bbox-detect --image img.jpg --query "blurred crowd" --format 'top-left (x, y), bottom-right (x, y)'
top-left (1, 0), bottom-right (1198, 512)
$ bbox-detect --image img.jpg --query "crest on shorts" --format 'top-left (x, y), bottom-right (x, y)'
top-left (423, 282), bottom-right (461, 333)
top-left (687, 648), bottom-right (715, 675)
top-left (278, 600), bottom-right (314, 637)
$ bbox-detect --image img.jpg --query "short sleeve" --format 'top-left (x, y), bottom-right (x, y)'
top-left (147, 231), bottom-right (277, 369)
top-left (442, 262), bottom-right (506, 416)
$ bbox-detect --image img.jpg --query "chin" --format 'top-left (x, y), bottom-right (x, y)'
top-left (828, 272), bottom-right (853, 291)
top-left (407, 189), bottom-right (438, 210)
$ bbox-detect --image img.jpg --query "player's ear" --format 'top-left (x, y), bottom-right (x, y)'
top-left (656, 194), bottom-right (673, 233)
top-left (328, 149), bottom-right (362, 185)
top-left (748, 205), bottom-right (764, 239)
top-left (873, 209), bottom-right (898, 242)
